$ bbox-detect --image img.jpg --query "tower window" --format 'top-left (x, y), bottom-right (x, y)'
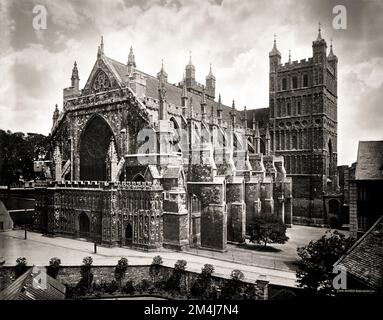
top-left (303, 74), bottom-right (308, 87)
top-left (297, 101), bottom-right (301, 114)
top-left (282, 78), bottom-right (287, 90)
top-left (287, 103), bottom-right (291, 116)
top-left (292, 76), bottom-right (298, 89)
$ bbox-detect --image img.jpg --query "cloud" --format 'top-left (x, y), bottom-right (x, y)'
top-left (0, 0), bottom-right (382, 166)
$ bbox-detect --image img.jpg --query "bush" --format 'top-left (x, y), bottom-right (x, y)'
top-left (77, 256), bottom-right (94, 293)
top-left (230, 269), bottom-right (244, 281)
top-left (201, 264), bottom-right (214, 277)
top-left (248, 215), bottom-right (289, 247)
top-left (15, 257), bottom-right (28, 278)
top-left (190, 264), bottom-right (215, 299)
top-left (137, 279), bottom-right (152, 294)
top-left (166, 260), bottom-right (187, 293)
top-left (115, 257), bottom-right (128, 286)
top-left (123, 280), bottom-right (135, 294)
top-left (174, 260), bottom-right (187, 271)
top-left (47, 257), bottom-right (61, 279)
top-left (93, 280), bottom-right (119, 294)
top-left (152, 255), bottom-right (163, 266)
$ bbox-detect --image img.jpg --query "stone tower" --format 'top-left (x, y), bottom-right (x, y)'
top-left (268, 25), bottom-right (338, 222)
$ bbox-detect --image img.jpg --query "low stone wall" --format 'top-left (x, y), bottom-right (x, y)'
top-left (0, 265), bottom-right (269, 300)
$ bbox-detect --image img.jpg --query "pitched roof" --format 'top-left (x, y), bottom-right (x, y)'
top-left (0, 267), bottom-right (66, 300)
top-left (334, 215), bottom-right (383, 290)
top-left (103, 55), bottom-right (266, 127)
top-left (355, 141), bottom-right (383, 180)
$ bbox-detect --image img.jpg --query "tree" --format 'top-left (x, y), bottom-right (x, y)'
top-left (114, 257), bottom-right (128, 288)
top-left (77, 256), bottom-right (94, 294)
top-left (15, 257), bottom-right (28, 278)
top-left (166, 260), bottom-right (187, 294)
top-left (221, 269), bottom-right (245, 299)
top-left (0, 130), bottom-right (50, 186)
top-left (190, 264), bottom-right (215, 299)
top-left (296, 230), bottom-right (354, 295)
top-left (248, 215), bottom-right (289, 247)
top-left (47, 257), bottom-right (61, 279)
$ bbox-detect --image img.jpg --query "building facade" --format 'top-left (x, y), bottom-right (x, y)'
top-left (34, 36), bottom-right (295, 251)
top-left (266, 27), bottom-right (338, 225)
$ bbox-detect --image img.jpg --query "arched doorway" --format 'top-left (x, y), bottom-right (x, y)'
top-left (80, 115), bottom-right (114, 181)
top-left (125, 223), bottom-right (133, 246)
top-left (79, 212), bottom-right (90, 238)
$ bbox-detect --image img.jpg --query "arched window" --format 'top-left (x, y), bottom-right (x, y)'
top-left (292, 76), bottom-right (298, 89)
top-left (80, 115), bottom-right (114, 181)
top-left (303, 74), bottom-right (308, 87)
top-left (287, 103), bottom-right (291, 116)
top-left (297, 101), bottom-right (301, 114)
top-left (282, 78), bottom-right (287, 90)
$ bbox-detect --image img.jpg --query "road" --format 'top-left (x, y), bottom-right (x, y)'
top-left (0, 226), bottom-right (332, 288)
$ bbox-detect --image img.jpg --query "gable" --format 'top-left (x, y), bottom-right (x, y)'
top-left (82, 56), bottom-right (126, 95)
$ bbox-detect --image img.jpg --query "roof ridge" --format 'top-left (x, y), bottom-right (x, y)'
top-left (334, 214), bottom-right (383, 266)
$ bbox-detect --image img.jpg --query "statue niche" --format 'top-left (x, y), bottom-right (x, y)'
top-left (80, 115), bottom-right (114, 181)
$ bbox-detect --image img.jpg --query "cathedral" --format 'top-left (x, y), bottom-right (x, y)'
top-left (34, 26), bottom-right (338, 251)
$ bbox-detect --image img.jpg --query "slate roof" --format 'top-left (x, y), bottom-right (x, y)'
top-left (355, 141), bottom-right (383, 180)
top-left (104, 55), bottom-right (266, 127)
top-left (334, 215), bottom-right (383, 290)
top-left (0, 267), bottom-right (66, 300)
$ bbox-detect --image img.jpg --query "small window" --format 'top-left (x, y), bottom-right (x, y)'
top-left (292, 76), bottom-right (298, 89)
top-left (303, 75), bottom-right (308, 87)
top-left (282, 78), bottom-right (287, 90)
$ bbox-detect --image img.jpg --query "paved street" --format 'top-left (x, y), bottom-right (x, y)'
top-left (0, 225), bottom-right (332, 288)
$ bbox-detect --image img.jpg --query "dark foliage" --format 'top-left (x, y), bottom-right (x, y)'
top-left (296, 230), bottom-right (354, 295)
top-left (248, 215), bottom-right (289, 247)
top-left (15, 257), bottom-right (28, 278)
top-left (47, 257), bottom-right (61, 279)
top-left (0, 130), bottom-right (50, 186)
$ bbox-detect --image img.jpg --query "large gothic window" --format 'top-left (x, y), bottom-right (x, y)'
top-left (93, 70), bottom-right (111, 92)
top-left (80, 115), bottom-right (114, 181)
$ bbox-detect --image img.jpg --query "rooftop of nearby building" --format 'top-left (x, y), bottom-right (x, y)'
top-left (0, 267), bottom-right (66, 300)
top-left (334, 215), bottom-right (383, 290)
top-left (355, 141), bottom-right (383, 180)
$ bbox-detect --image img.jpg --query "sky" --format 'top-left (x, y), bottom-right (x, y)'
top-left (0, 0), bottom-right (382, 165)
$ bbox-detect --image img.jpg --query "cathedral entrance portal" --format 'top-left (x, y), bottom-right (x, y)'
top-left (80, 115), bottom-right (114, 181)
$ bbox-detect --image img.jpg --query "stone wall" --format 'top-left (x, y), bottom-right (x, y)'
top-left (0, 265), bottom-right (269, 300)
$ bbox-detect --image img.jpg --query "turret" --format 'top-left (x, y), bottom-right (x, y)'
top-left (205, 63), bottom-right (216, 99)
top-left (157, 59), bottom-right (168, 83)
top-left (185, 51), bottom-right (195, 88)
top-left (312, 23), bottom-right (327, 64)
top-left (231, 100), bottom-right (237, 128)
top-left (201, 87), bottom-right (207, 122)
top-left (242, 106), bottom-right (248, 128)
top-left (71, 61), bottom-right (79, 91)
top-left (127, 46), bottom-right (136, 75)
top-left (265, 123), bottom-right (271, 156)
top-left (158, 76), bottom-right (167, 121)
top-left (217, 94), bottom-right (223, 126)
top-left (181, 73), bottom-right (188, 117)
top-left (269, 33), bottom-right (281, 72)
top-left (52, 104), bottom-right (59, 129)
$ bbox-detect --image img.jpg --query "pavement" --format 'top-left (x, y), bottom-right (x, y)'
top-left (0, 225), bottom-right (332, 288)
